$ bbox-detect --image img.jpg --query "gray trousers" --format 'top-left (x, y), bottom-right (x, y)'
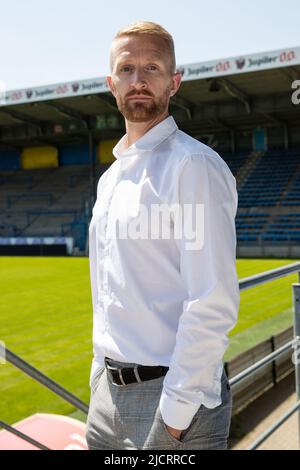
top-left (85, 359), bottom-right (232, 450)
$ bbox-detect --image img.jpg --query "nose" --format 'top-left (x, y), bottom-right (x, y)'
top-left (130, 68), bottom-right (147, 90)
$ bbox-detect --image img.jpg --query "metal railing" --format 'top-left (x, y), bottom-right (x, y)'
top-left (232, 261), bottom-right (300, 449)
top-left (0, 420), bottom-right (50, 450)
top-left (5, 349), bottom-right (89, 415)
top-left (0, 349), bottom-right (89, 449)
top-left (1, 261), bottom-right (300, 450)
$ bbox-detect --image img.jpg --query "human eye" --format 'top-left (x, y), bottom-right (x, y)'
top-left (146, 64), bottom-right (158, 71)
top-left (119, 65), bottom-right (133, 72)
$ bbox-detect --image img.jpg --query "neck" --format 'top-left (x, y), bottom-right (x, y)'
top-left (124, 111), bottom-right (169, 149)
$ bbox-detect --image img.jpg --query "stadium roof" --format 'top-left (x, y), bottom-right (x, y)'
top-left (0, 45), bottom-right (299, 151)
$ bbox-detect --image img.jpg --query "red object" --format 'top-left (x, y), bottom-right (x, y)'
top-left (0, 413), bottom-right (88, 450)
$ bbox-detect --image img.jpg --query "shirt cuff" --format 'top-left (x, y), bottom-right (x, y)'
top-left (159, 391), bottom-right (202, 430)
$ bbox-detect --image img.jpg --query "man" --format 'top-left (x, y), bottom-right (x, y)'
top-left (86, 21), bottom-right (239, 450)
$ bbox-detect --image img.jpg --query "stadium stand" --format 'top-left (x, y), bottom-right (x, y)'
top-left (1, 147), bottom-right (300, 253)
top-left (0, 164), bottom-right (109, 250)
top-left (232, 149), bottom-right (300, 245)
top-left (0, 45), bottom-right (300, 255)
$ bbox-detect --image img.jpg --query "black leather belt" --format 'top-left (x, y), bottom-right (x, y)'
top-left (104, 356), bottom-right (169, 386)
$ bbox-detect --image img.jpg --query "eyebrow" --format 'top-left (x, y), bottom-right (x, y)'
top-left (117, 51), bottom-right (164, 63)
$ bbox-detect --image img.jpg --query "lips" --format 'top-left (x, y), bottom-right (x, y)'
top-left (127, 95), bottom-right (152, 101)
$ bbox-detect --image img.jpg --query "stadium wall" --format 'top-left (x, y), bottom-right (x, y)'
top-left (237, 245), bottom-right (300, 258)
top-left (59, 143), bottom-right (93, 165)
top-left (0, 141), bottom-right (116, 170)
top-left (0, 150), bottom-right (20, 171)
top-left (1, 125), bottom-right (300, 171)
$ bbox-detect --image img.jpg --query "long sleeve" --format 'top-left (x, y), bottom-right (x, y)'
top-left (159, 152), bottom-right (240, 430)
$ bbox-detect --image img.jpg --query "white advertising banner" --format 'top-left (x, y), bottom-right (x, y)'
top-left (0, 237), bottom-right (74, 254)
top-left (1, 46), bottom-right (299, 107)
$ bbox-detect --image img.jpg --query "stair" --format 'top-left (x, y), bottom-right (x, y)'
top-left (236, 151), bottom-right (264, 190)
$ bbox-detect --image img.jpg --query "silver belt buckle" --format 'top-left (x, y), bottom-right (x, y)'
top-left (104, 358), bottom-right (142, 386)
top-left (134, 365), bottom-right (142, 383)
top-left (105, 358), bottom-right (127, 387)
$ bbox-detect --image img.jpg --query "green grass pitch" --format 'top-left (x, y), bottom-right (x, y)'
top-left (0, 256), bottom-right (298, 425)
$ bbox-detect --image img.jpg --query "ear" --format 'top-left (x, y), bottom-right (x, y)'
top-left (106, 76), bottom-right (116, 97)
top-left (170, 71), bottom-right (182, 97)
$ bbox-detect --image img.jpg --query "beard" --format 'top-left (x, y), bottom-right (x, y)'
top-left (116, 86), bottom-right (171, 122)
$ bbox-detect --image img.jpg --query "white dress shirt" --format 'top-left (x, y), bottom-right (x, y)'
top-left (88, 115), bottom-right (239, 430)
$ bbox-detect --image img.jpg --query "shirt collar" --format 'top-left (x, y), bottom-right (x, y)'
top-left (112, 115), bottom-right (178, 159)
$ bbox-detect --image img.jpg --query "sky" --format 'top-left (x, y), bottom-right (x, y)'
top-left (0, 0), bottom-right (299, 91)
